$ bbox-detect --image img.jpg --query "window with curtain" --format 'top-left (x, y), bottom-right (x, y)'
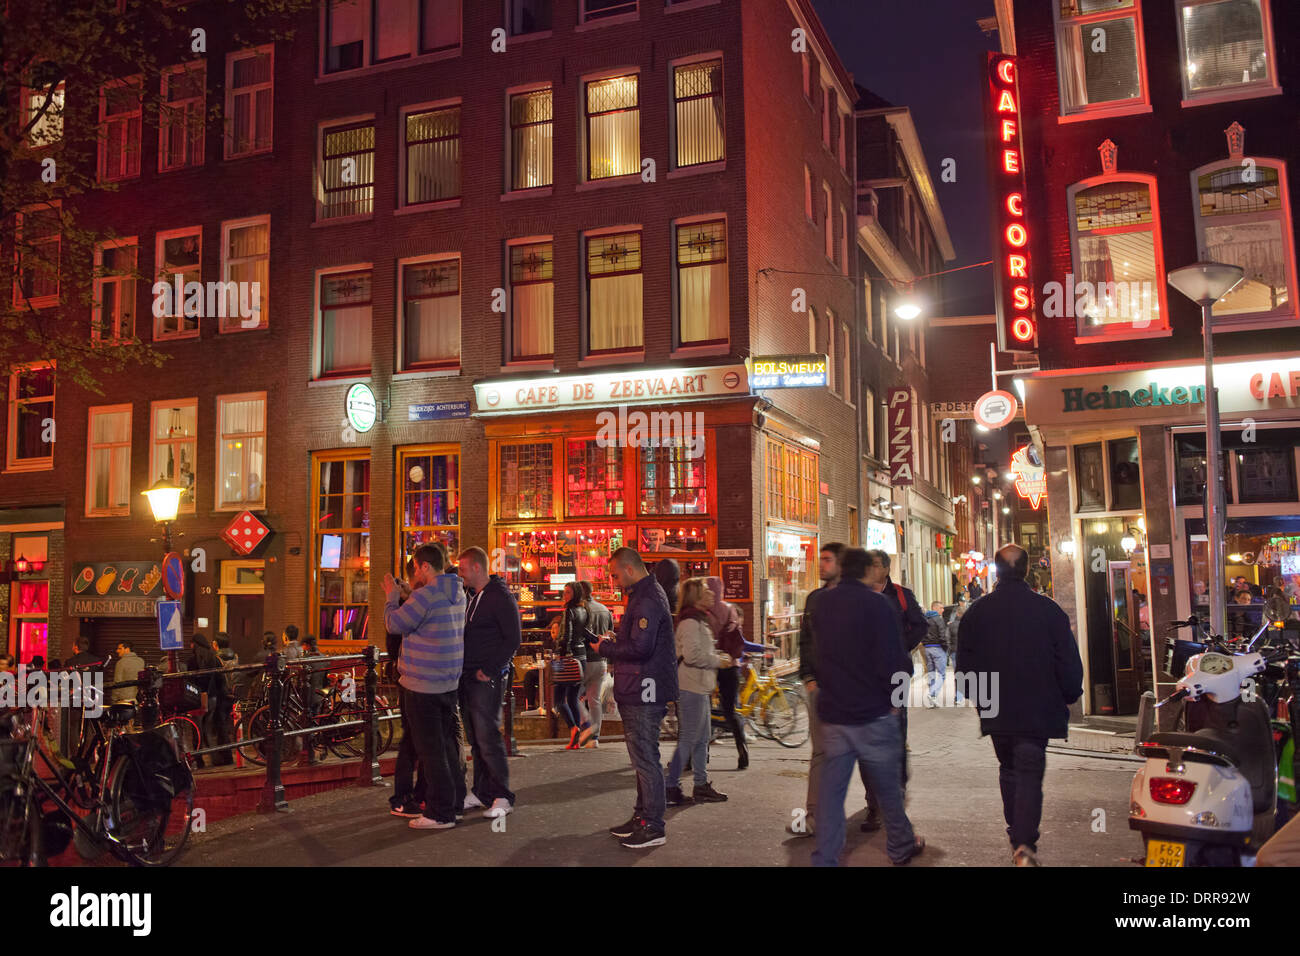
top-left (16, 204), bottom-right (61, 305)
top-left (151, 400), bottom-right (197, 512)
top-left (324, 0), bottom-right (459, 73)
top-left (499, 442), bottom-right (554, 519)
top-left (8, 366), bottom-right (54, 469)
top-left (92, 241), bottom-right (137, 343)
top-left (1195, 161), bottom-right (1292, 320)
top-left (1054, 0), bottom-right (1144, 113)
top-left (99, 78), bottom-right (141, 181)
top-left (676, 219), bottom-right (728, 346)
top-left (23, 69), bottom-right (63, 147)
top-left (159, 62), bottom-right (205, 172)
top-left (221, 217), bottom-right (268, 330)
top-left (567, 439), bottom-right (624, 516)
top-left (674, 58), bottom-right (724, 168)
top-left (87, 406), bottom-right (131, 516)
top-left (509, 0), bottom-right (551, 35)
top-left (218, 394), bottom-right (266, 508)
top-left (510, 89), bottom-right (552, 190)
top-left (375, 0), bottom-right (416, 61)
top-left (320, 121), bottom-right (375, 219)
top-left (1070, 179), bottom-right (1164, 332)
top-left (406, 105), bottom-right (460, 204)
top-left (398, 446), bottom-right (459, 567)
top-left (325, 0), bottom-right (365, 72)
top-left (1179, 0), bottom-right (1273, 96)
top-left (226, 47), bottom-right (272, 157)
top-left (155, 228), bottom-right (201, 339)
top-left (402, 259), bottom-right (460, 369)
top-left (586, 74), bottom-right (639, 180)
top-left (319, 270), bottom-right (372, 376)
top-left (587, 231), bottom-right (642, 353)
top-left (582, 0), bottom-right (636, 21)
top-left (510, 241), bottom-right (554, 360)
top-left (314, 453), bottom-right (370, 643)
top-left (640, 437), bottom-right (708, 515)
top-left (420, 0), bottom-right (461, 53)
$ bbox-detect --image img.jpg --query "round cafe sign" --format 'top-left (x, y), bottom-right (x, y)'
top-left (346, 383), bottom-right (377, 433)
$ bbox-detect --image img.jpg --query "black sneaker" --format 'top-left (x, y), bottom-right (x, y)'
top-left (620, 822), bottom-right (667, 849)
top-left (860, 810), bottom-right (882, 832)
top-left (692, 782), bottom-right (728, 803)
top-left (609, 816), bottom-right (641, 838)
top-left (665, 786), bottom-right (692, 807)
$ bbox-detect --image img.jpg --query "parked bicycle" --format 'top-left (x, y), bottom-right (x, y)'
top-left (662, 645), bottom-right (809, 749)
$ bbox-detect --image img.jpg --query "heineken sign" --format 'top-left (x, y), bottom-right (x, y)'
top-left (1061, 382), bottom-right (1206, 412)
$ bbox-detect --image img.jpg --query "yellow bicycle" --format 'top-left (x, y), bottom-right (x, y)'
top-left (711, 646), bottom-right (809, 748)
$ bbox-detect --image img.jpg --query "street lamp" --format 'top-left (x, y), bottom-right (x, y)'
top-left (894, 299), bottom-right (922, 321)
top-left (1168, 261), bottom-right (1245, 639)
top-left (142, 478), bottom-right (184, 552)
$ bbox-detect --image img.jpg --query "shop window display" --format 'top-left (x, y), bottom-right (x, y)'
top-left (499, 441), bottom-right (554, 519)
top-left (500, 527), bottom-right (625, 610)
top-left (639, 437), bottom-right (707, 515)
top-left (566, 439), bottom-right (624, 517)
top-left (399, 448), bottom-right (459, 566)
top-left (315, 455), bottom-right (370, 642)
top-left (1189, 521), bottom-right (1300, 633)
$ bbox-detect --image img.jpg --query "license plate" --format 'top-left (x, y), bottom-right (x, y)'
top-left (1145, 839), bottom-right (1185, 867)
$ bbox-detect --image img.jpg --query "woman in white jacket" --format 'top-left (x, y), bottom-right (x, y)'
top-left (664, 577), bottom-right (732, 807)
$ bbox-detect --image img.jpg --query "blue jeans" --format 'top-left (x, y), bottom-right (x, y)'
top-left (813, 713), bottom-right (916, 866)
top-left (620, 702), bottom-right (668, 832)
top-left (923, 646), bottom-right (947, 701)
top-left (459, 671), bottom-right (514, 806)
top-left (665, 690), bottom-right (710, 789)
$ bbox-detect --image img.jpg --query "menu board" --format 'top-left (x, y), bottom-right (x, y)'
top-left (720, 561), bottom-right (752, 602)
top-left (69, 562), bottom-right (165, 617)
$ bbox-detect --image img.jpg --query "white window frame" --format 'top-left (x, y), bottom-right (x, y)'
top-left (396, 253), bottom-right (461, 372)
top-left (150, 398), bottom-right (198, 514)
top-left (216, 391), bottom-right (267, 511)
top-left (399, 100), bottom-right (460, 208)
top-left (159, 61), bottom-right (206, 173)
top-left (313, 264), bottom-right (374, 380)
top-left (12, 203), bottom-right (61, 309)
top-left (316, 114), bottom-right (377, 221)
top-left (220, 214), bottom-right (270, 332)
top-left (154, 226), bottom-right (202, 341)
top-left (21, 77), bottom-right (64, 148)
top-left (6, 363), bottom-right (55, 473)
top-left (92, 237), bottom-right (138, 344)
top-left (670, 52), bottom-right (725, 171)
top-left (1176, 0), bottom-right (1280, 107)
top-left (1190, 156), bottom-right (1297, 328)
top-left (320, 0), bottom-right (463, 76)
top-left (1066, 172), bottom-right (1171, 341)
top-left (582, 68), bottom-right (641, 184)
top-left (85, 404), bottom-right (132, 518)
top-left (97, 76), bottom-right (142, 182)
top-left (225, 45), bottom-right (274, 160)
top-left (1053, 0), bottom-right (1152, 121)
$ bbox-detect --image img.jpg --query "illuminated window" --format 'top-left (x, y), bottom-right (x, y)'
top-left (1067, 175), bottom-right (1167, 334)
top-left (676, 219), bottom-right (728, 346)
top-left (509, 241), bottom-right (554, 361)
top-left (509, 89), bottom-right (552, 190)
top-left (313, 451), bottom-right (371, 643)
top-left (217, 393), bottom-right (266, 509)
top-left (155, 227), bottom-right (202, 340)
top-left (1177, 0), bottom-right (1276, 100)
top-left (220, 216), bottom-right (269, 331)
top-left (11, 580), bottom-right (49, 667)
top-left (586, 230), bottom-right (642, 354)
top-left (567, 439), bottom-right (625, 516)
top-left (86, 405), bottom-right (132, 517)
top-left (585, 74), bottom-right (639, 180)
top-left (99, 77), bottom-right (142, 181)
top-left (159, 61), bottom-right (205, 172)
top-left (398, 446), bottom-right (459, 568)
top-left (1054, 0), bottom-right (1147, 115)
top-left (499, 442), bottom-right (555, 519)
top-left (673, 58), bottom-right (724, 168)
top-left (226, 46), bottom-right (273, 158)
top-left (766, 438), bottom-right (818, 526)
top-left (405, 104), bottom-right (460, 204)
top-left (151, 399), bottom-right (197, 513)
top-left (13, 204), bottom-right (60, 307)
top-left (318, 270), bottom-right (372, 376)
top-left (22, 69), bottom-right (64, 147)
top-left (319, 120), bottom-right (375, 219)
top-left (7, 365), bottom-right (55, 471)
top-left (640, 438), bottom-right (708, 515)
top-left (400, 257), bottom-right (460, 370)
top-left (1193, 159), bottom-right (1294, 322)
top-left (92, 239), bottom-right (137, 343)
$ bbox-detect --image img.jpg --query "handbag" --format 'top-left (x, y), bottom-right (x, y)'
top-left (550, 656), bottom-right (583, 683)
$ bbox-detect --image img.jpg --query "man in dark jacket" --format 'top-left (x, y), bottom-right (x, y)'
top-left (592, 547), bottom-right (677, 849)
top-left (456, 546), bottom-right (522, 818)
top-left (810, 547), bottom-right (924, 866)
top-left (188, 634), bottom-right (233, 766)
top-left (652, 558), bottom-right (681, 616)
top-left (956, 543), bottom-right (1084, 866)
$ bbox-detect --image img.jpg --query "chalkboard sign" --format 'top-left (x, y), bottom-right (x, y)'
top-left (720, 561), bottom-right (752, 602)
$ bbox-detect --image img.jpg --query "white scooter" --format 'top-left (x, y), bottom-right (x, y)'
top-left (1130, 628), bottom-right (1280, 867)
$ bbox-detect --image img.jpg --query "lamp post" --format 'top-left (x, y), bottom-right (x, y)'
top-left (1167, 262), bottom-right (1245, 639)
top-left (142, 478), bottom-right (185, 670)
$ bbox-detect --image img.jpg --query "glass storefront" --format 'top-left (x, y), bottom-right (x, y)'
top-left (312, 451), bottom-right (371, 643)
top-left (765, 529), bottom-right (817, 661)
top-left (1187, 516), bottom-right (1300, 636)
top-left (397, 445), bottom-right (460, 568)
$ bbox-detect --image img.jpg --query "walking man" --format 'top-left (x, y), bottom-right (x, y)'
top-left (811, 547), bottom-right (925, 866)
top-left (383, 543), bottom-right (467, 830)
top-left (922, 602), bottom-right (948, 707)
top-left (456, 546), bottom-right (522, 819)
top-left (591, 547), bottom-right (677, 849)
top-left (956, 544), bottom-right (1083, 866)
top-left (578, 580), bottom-right (609, 748)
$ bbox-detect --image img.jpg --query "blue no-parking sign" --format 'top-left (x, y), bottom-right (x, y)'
top-left (157, 600), bottom-right (184, 651)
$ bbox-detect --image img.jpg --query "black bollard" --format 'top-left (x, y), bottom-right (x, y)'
top-left (258, 652), bottom-right (289, 812)
top-left (358, 646), bottom-right (382, 786)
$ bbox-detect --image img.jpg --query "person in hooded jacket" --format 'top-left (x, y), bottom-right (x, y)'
top-left (577, 580), bottom-right (608, 748)
top-left (664, 578), bottom-right (731, 807)
top-left (554, 582), bottom-right (589, 749)
top-left (706, 576), bottom-right (749, 770)
top-left (653, 558), bottom-right (681, 621)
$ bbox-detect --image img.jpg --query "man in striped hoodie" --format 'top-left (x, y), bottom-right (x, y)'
top-left (383, 542), bottom-right (467, 830)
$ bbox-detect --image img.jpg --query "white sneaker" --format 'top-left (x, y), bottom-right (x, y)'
top-left (409, 816), bottom-right (456, 830)
top-left (463, 793), bottom-right (485, 811)
top-left (483, 798), bottom-right (513, 818)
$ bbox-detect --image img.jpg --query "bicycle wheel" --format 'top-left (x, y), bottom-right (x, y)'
top-left (106, 753), bottom-right (194, 866)
top-left (243, 706), bottom-right (303, 766)
top-left (161, 716), bottom-right (201, 760)
top-left (762, 686), bottom-right (810, 748)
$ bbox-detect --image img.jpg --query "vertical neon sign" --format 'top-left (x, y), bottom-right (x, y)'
top-left (986, 52), bottom-right (1036, 351)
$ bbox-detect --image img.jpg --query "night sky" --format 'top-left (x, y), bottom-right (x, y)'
top-left (811, 0), bottom-right (1000, 313)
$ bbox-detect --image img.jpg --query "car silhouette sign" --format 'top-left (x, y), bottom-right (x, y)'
top-left (973, 390), bottom-right (1019, 429)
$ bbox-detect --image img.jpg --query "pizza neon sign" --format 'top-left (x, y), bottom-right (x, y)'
top-left (986, 53), bottom-right (1036, 351)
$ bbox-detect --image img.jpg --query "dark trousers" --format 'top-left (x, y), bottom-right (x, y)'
top-left (715, 667), bottom-right (747, 756)
top-left (393, 701), bottom-right (427, 806)
top-left (401, 687), bottom-right (460, 823)
top-left (459, 671), bottom-right (514, 806)
top-left (991, 734), bottom-right (1048, 852)
top-left (621, 702), bottom-right (668, 832)
top-left (553, 680), bottom-right (582, 729)
top-left (864, 706), bottom-right (909, 813)
top-left (200, 696), bottom-right (234, 766)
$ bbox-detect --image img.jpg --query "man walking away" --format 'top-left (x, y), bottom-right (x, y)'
top-left (578, 580), bottom-right (609, 748)
top-left (791, 542), bottom-right (845, 836)
top-left (922, 603), bottom-right (948, 707)
top-left (592, 547), bottom-right (678, 849)
top-left (457, 546), bottom-right (522, 819)
top-left (383, 543), bottom-right (467, 831)
top-left (811, 547), bottom-right (925, 866)
top-left (956, 544), bottom-right (1083, 866)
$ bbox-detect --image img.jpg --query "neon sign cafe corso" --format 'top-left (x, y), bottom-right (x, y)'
top-left (1021, 355), bottom-right (1300, 715)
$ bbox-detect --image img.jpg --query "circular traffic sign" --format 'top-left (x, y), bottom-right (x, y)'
top-left (346, 383), bottom-right (377, 433)
top-left (973, 389), bottom-right (1019, 429)
top-left (162, 551), bottom-right (185, 600)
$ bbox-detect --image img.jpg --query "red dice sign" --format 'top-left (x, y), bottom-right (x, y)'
top-left (222, 510), bottom-right (271, 555)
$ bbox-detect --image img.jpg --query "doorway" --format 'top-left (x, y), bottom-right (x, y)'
top-left (1107, 561), bottom-right (1142, 715)
top-left (219, 560), bottom-right (265, 665)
